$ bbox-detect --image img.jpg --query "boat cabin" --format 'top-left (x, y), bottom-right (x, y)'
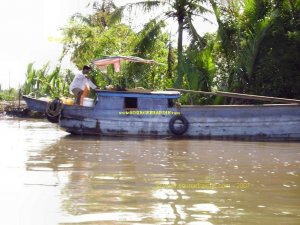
top-left (90, 56), bottom-right (181, 111)
top-left (95, 90), bottom-right (180, 110)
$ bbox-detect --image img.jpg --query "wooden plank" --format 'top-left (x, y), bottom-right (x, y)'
top-left (166, 88), bottom-right (300, 104)
top-left (166, 88), bottom-right (216, 96)
top-left (216, 91), bottom-right (300, 104)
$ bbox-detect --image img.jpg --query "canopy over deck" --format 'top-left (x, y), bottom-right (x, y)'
top-left (92, 56), bottom-right (158, 66)
top-left (92, 56), bottom-right (161, 72)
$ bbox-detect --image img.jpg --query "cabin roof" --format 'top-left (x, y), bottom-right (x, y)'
top-left (96, 89), bottom-right (180, 99)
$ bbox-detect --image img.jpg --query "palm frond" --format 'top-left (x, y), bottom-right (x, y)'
top-left (109, 1), bottom-right (162, 25)
top-left (109, 5), bottom-right (126, 25)
top-left (186, 15), bottom-right (204, 49)
top-left (243, 0), bottom-right (271, 24)
top-left (132, 1), bottom-right (162, 11)
top-left (240, 13), bottom-right (276, 80)
top-left (184, 46), bottom-right (215, 92)
top-left (23, 63), bottom-right (35, 94)
top-left (187, 1), bottom-right (212, 15)
top-left (71, 13), bottom-right (92, 25)
top-left (134, 19), bottom-right (165, 55)
top-left (26, 63), bottom-right (34, 78)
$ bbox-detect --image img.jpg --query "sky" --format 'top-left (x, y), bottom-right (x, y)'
top-left (0, 0), bottom-right (217, 89)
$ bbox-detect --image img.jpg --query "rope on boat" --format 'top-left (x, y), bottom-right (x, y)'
top-left (46, 98), bottom-right (64, 119)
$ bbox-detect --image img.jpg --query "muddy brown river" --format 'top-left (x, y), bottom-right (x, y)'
top-left (0, 117), bottom-right (300, 225)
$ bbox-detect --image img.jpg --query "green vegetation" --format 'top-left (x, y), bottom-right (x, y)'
top-left (21, 0), bottom-right (300, 104)
top-left (22, 63), bottom-right (75, 98)
top-left (0, 88), bottom-right (18, 101)
top-left (110, 0), bottom-right (211, 88)
top-left (61, 1), bottom-right (171, 90)
top-left (209, 0), bottom-right (300, 99)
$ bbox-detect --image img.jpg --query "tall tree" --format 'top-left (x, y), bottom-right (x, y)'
top-left (110, 0), bottom-right (211, 88)
top-left (61, 1), bottom-right (169, 90)
top-left (209, 0), bottom-right (300, 99)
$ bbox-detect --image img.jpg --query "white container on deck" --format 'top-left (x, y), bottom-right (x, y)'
top-left (82, 98), bottom-right (94, 107)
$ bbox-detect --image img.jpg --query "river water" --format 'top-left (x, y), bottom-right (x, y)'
top-left (0, 117), bottom-right (300, 225)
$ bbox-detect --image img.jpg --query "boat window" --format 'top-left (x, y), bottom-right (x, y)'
top-left (124, 97), bottom-right (137, 108)
top-left (168, 99), bottom-right (174, 107)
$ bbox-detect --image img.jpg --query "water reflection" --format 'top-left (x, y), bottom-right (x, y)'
top-left (1, 118), bottom-right (300, 224)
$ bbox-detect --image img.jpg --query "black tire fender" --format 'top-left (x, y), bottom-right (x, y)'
top-left (169, 115), bottom-right (189, 135)
top-left (46, 98), bottom-right (63, 123)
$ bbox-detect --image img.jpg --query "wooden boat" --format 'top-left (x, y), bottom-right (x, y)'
top-left (22, 96), bottom-right (49, 112)
top-left (23, 56), bottom-right (300, 140)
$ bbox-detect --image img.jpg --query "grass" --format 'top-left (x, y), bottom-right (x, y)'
top-left (0, 89), bottom-right (19, 101)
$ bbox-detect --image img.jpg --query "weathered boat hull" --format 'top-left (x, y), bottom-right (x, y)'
top-left (180, 104), bottom-right (300, 139)
top-left (58, 104), bottom-right (300, 140)
top-left (23, 95), bottom-right (300, 140)
top-left (22, 96), bottom-right (48, 113)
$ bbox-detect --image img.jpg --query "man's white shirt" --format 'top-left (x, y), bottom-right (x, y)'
top-left (69, 73), bottom-right (97, 92)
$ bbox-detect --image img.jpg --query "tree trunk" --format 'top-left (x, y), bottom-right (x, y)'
top-left (167, 41), bottom-right (174, 78)
top-left (174, 15), bottom-right (184, 88)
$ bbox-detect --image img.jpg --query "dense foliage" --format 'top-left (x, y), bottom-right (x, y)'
top-left (109, 0), bottom-right (211, 88)
top-left (21, 0), bottom-right (300, 103)
top-left (22, 63), bottom-right (75, 98)
top-left (61, 1), bottom-right (172, 90)
top-left (0, 89), bottom-right (18, 101)
top-left (209, 0), bottom-right (300, 99)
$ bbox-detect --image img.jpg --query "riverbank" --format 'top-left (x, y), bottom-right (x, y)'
top-left (0, 100), bottom-right (45, 118)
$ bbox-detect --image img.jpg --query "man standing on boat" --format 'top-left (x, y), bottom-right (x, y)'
top-left (70, 65), bottom-right (98, 105)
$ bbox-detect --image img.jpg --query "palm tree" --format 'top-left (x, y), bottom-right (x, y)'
top-left (110, 0), bottom-right (211, 88)
top-left (209, 0), bottom-right (277, 93)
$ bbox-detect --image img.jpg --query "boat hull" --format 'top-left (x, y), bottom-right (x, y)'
top-left (58, 104), bottom-right (300, 140)
top-left (23, 95), bottom-right (300, 139)
top-left (22, 95), bottom-right (48, 113)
